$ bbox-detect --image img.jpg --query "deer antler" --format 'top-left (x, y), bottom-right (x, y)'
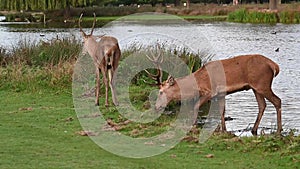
top-left (145, 46), bottom-right (164, 85)
top-left (78, 13), bottom-right (86, 36)
top-left (90, 13), bottom-right (96, 35)
top-left (79, 13), bottom-right (96, 36)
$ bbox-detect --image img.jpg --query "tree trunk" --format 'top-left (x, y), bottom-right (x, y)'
top-left (174, 0), bottom-right (180, 6)
top-left (269, 0), bottom-right (278, 10)
top-left (64, 5), bottom-right (71, 19)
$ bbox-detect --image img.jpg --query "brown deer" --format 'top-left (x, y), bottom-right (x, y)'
top-left (79, 13), bottom-right (121, 106)
top-left (155, 54), bottom-right (282, 135)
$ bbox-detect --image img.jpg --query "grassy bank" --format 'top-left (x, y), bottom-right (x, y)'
top-left (1, 89), bottom-right (300, 169)
top-left (1, 38), bottom-right (300, 168)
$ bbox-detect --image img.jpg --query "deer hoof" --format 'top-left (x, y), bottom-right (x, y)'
top-left (251, 130), bottom-right (258, 136)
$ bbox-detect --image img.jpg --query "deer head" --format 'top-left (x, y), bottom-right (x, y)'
top-left (79, 13), bottom-right (96, 39)
top-left (78, 13), bottom-right (100, 55)
top-left (155, 75), bottom-right (180, 111)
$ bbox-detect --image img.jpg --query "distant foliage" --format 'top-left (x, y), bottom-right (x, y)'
top-left (227, 8), bottom-right (278, 24)
top-left (228, 8), bottom-right (300, 24)
top-left (280, 11), bottom-right (300, 24)
top-left (0, 0), bottom-right (95, 11)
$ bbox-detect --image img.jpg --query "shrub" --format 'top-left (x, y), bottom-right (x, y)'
top-left (3, 36), bottom-right (80, 67)
top-left (280, 11), bottom-right (300, 24)
top-left (228, 8), bottom-right (300, 24)
top-left (227, 8), bottom-right (247, 23)
top-left (0, 36), bottom-right (80, 91)
top-left (0, 37), bottom-right (211, 92)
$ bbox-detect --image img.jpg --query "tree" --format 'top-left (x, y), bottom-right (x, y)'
top-left (0, 0), bottom-right (95, 11)
top-left (269, 0), bottom-right (278, 10)
top-left (186, 0), bottom-right (190, 9)
top-left (174, 0), bottom-right (180, 6)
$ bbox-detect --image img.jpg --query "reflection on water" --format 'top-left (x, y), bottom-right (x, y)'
top-left (0, 22), bottom-right (299, 134)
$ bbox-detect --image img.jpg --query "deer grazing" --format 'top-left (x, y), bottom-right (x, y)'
top-left (155, 54), bottom-right (282, 135)
top-left (79, 13), bottom-right (121, 106)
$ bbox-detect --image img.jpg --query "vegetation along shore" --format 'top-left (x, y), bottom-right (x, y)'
top-left (0, 3), bottom-right (300, 25)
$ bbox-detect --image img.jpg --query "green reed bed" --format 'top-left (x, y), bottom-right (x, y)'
top-left (0, 37), bottom-right (80, 91)
top-left (227, 8), bottom-right (300, 24)
top-left (280, 11), bottom-right (300, 24)
top-left (0, 37), bottom-right (209, 92)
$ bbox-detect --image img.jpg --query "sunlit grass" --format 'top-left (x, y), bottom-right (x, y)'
top-left (1, 89), bottom-right (299, 168)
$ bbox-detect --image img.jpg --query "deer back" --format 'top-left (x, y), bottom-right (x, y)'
top-left (194, 54), bottom-right (279, 96)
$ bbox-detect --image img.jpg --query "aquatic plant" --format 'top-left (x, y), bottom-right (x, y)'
top-left (228, 8), bottom-right (300, 24)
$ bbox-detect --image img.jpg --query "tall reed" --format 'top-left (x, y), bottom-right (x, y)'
top-left (227, 8), bottom-right (278, 24)
top-left (0, 38), bottom-right (211, 91)
top-left (0, 37), bottom-right (80, 91)
top-left (228, 8), bottom-right (300, 24)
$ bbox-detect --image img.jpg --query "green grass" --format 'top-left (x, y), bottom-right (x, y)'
top-left (180, 15), bottom-right (227, 21)
top-left (78, 15), bottom-right (227, 23)
top-left (227, 8), bottom-right (300, 24)
top-left (1, 87), bottom-right (300, 169)
top-left (79, 16), bottom-right (121, 21)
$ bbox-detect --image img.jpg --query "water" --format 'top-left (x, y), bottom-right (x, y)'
top-left (0, 21), bottom-right (299, 134)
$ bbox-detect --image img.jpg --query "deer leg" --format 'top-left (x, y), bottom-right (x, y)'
top-left (193, 95), bottom-right (210, 124)
top-left (252, 90), bottom-right (266, 135)
top-left (100, 66), bottom-right (109, 107)
top-left (108, 55), bottom-right (118, 106)
top-left (95, 67), bottom-right (101, 106)
top-left (218, 96), bottom-right (226, 132)
top-left (108, 68), bottom-right (118, 106)
top-left (264, 90), bottom-right (282, 135)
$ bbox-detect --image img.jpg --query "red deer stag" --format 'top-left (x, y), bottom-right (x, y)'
top-left (155, 54), bottom-right (282, 135)
top-left (79, 13), bottom-right (121, 106)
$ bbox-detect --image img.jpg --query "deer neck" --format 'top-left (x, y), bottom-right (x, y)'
top-left (174, 74), bottom-right (203, 100)
top-left (85, 37), bottom-right (99, 59)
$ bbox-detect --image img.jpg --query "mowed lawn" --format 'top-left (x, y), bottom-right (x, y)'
top-left (0, 89), bottom-right (299, 169)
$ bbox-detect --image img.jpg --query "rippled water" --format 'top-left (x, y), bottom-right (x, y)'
top-left (1, 21), bottom-right (299, 134)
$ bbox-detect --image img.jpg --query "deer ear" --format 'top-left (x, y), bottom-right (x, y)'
top-left (167, 75), bottom-right (175, 86)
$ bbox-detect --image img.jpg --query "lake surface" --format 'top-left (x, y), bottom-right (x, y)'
top-left (1, 20), bottom-right (299, 135)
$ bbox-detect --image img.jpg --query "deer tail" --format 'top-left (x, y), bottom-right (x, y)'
top-left (108, 69), bottom-right (112, 83)
top-left (272, 62), bottom-right (280, 77)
